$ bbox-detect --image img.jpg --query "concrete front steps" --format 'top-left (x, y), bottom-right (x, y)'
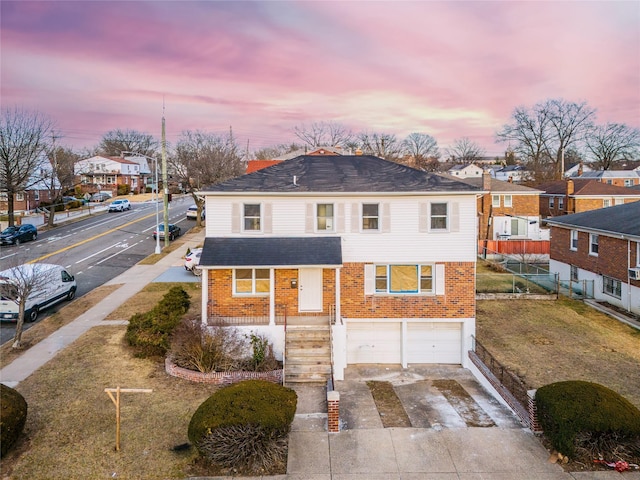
top-left (285, 325), bottom-right (332, 384)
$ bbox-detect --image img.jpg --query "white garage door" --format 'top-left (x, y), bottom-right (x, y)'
top-left (407, 322), bottom-right (462, 364)
top-left (347, 322), bottom-right (401, 364)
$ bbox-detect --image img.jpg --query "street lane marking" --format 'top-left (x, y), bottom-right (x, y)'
top-left (75, 242), bottom-right (122, 264)
top-left (27, 212), bottom-right (158, 264)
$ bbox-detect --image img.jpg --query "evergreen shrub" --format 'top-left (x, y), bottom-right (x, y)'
top-left (0, 384), bottom-right (28, 457)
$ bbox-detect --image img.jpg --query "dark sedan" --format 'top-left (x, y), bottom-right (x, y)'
top-left (0, 224), bottom-right (38, 246)
top-left (152, 223), bottom-right (181, 241)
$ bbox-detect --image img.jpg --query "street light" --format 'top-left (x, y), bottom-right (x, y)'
top-left (121, 152), bottom-right (161, 254)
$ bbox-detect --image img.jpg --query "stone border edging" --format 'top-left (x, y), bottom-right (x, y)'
top-left (165, 357), bottom-right (283, 385)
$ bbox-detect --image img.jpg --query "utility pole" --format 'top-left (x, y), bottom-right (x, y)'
top-left (162, 104), bottom-right (169, 247)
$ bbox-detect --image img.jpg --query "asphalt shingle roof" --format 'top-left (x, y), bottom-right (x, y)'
top-left (200, 237), bottom-right (343, 267)
top-left (536, 180), bottom-right (640, 196)
top-left (203, 155), bottom-right (480, 194)
top-left (545, 202), bottom-right (640, 239)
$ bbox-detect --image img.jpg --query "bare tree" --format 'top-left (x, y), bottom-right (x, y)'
top-left (172, 130), bottom-right (245, 225)
top-left (0, 263), bottom-right (63, 348)
top-left (0, 107), bottom-right (53, 226)
top-left (585, 123), bottom-right (640, 170)
top-left (293, 121), bottom-right (354, 148)
top-left (447, 137), bottom-right (485, 163)
top-left (41, 143), bottom-right (81, 227)
top-left (356, 131), bottom-right (402, 160)
top-left (402, 132), bottom-right (440, 166)
top-left (99, 129), bottom-right (159, 158)
top-left (253, 143), bottom-right (302, 160)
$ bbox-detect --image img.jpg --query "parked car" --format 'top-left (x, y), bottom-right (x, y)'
top-left (108, 199), bottom-right (131, 212)
top-left (0, 263), bottom-right (76, 323)
top-left (186, 204), bottom-right (205, 220)
top-left (152, 223), bottom-right (181, 241)
top-left (0, 224), bottom-right (38, 246)
top-left (184, 248), bottom-right (203, 275)
top-left (90, 192), bottom-right (112, 202)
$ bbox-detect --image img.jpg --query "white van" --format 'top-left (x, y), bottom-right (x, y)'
top-left (0, 263), bottom-right (77, 323)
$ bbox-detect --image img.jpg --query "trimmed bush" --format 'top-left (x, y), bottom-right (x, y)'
top-left (188, 380), bottom-right (297, 473)
top-left (125, 286), bottom-right (190, 357)
top-left (1, 384), bottom-right (28, 457)
top-left (536, 380), bottom-right (640, 457)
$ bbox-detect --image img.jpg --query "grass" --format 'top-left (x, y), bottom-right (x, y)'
top-left (366, 381), bottom-right (411, 427)
top-left (477, 297), bottom-right (640, 409)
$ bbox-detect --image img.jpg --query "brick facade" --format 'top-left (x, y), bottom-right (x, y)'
top-left (478, 194), bottom-right (539, 240)
top-left (165, 357), bottom-right (283, 385)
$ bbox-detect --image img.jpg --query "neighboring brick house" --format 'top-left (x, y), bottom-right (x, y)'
top-left (0, 160), bottom-right (59, 215)
top-left (576, 169), bottom-right (640, 187)
top-left (546, 202), bottom-right (640, 315)
top-left (537, 179), bottom-right (640, 218)
top-left (198, 155), bottom-right (480, 381)
top-left (447, 170), bottom-right (543, 241)
top-left (74, 155), bottom-right (146, 196)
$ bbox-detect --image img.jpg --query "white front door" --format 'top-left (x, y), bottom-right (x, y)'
top-left (298, 268), bottom-right (323, 312)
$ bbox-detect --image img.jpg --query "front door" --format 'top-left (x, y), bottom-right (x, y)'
top-left (298, 268), bottom-right (323, 312)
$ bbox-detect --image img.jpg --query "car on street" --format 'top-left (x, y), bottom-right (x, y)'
top-left (90, 192), bottom-right (112, 202)
top-left (108, 199), bottom-right (131, 212)
top-left (0, 224), bottom-right (38, 246)
top-left (184, 248), bottom-right (203, 275)
top-left (153, 223), bottom-right (181, 241)
top-left (186, 204), bottom-right (205, 220)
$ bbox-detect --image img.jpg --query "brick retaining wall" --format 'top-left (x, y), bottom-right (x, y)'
top-left (165, 357), bottom-right (283, 385)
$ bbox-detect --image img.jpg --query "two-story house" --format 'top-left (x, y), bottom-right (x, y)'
top-left (537, 179), bottom-right (640, 218)
top-left (197, 155), bottom-right (481, 382)
top-left (546, 202), bottom-right (640, 316)
top-left (74, 155), bottom-right (145, 196)
top-left (577, 169), bottom-right (640, 187)
top-left (447, 163), bottom-right (484, 179)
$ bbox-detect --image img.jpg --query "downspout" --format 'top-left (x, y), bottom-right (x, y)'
top-left (627, 240), bottom-right (632, 312)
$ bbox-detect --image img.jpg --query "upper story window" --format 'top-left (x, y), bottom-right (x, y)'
top-left (615, 198), bottom-right (624, 205)
top-left (624, 179), bottom-right (633, 187)
top-left (243, 204), bottom-right (261, 231)
top-left (362, 203), bottom-right (379, 230)
top-left (606, 179), bottom-right (613, 185)
top-left (589, 233), bottom-right (599, 256)
top-left (492, 195), bottom-right (500, 207)
top-left (375, 264), bottom-right (433, 294)
top-left (570, 230), bottom-right (578, 250)
top-left (549, 197), bottom-right (555, 208)
top-left (317, 204), bottom-right (334, 231)
top-left (558, 197), bottom-right (564, 210)
top-left (430, 202), bottom-right (448, 230)
top-left (504, 195), bottom-right (512, 208)
top-left (603, 199), bottom-right (611, 208)
top-left (16, 193), bottom-right (24, 201)
top-left (234, 268), bottom-right (269, 295)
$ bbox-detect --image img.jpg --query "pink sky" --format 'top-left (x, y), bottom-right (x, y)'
top-left (2, 1), bottom-right (638, 157)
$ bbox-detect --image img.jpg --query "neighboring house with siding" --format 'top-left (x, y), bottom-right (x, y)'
top-left (546, 202), bottom-right (640, 315)
top-left (447, 163), bottom-right (483, 179)
top-left (74, 155), bottom-right (144, 196)
top-left (537, 179), bottom-right (640, 218)
top-left (198, 155), bottom-right (481, 382)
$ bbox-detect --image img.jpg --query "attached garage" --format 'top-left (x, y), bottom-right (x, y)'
top-left (346, 320), bottom-right (462, 366)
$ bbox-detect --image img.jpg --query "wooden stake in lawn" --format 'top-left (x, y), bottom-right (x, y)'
top-left (105, 386), bottom-right (152, 452)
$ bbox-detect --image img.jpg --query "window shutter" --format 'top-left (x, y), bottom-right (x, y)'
top-left (364, 264), bottom-right (375, 295)
top-left (336, 203), bottom-right (345, 233)
top-left (231, 203), bottom-right (240, 233)
top-left (263, 203), bottom-right (272, 233)
top-left (450, 202), bottom-right (459, 232)
top-left (305, 203), bottom-right (314, 233)
top-left (419, 203), bottom-right (428, 232)
top-left (435, 264), bottom-right (445, 295)
top-left (382, 203), bottom-right (390, 233)
top-left (351, 203), bottom-right (359, 232)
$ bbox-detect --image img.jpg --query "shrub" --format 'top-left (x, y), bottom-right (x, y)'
top-left (188, 380), bottom-right (297, 473)
top-left (247, 333), bottom-right (279, 372)
top-left (536, 381), bottom-right (640, 457)
top-left (117, 184), bottom-right (130, 196)
top-left (125, 286), bottom-right (191, 357)
top-left (1, 384), bottom-right (28, 458)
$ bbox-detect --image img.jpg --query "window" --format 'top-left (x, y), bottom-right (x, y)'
top-left (16, 193), bottom-right (24, 201)
top-left (510, 218), bottom-right (526, 236)
top-left (549, 197), bottom-right (554, 208)
top-left (606, 179), bottom-right (613, 185)
top-left (34, 191), bottom-right (40, 201)
top-left (317, 203), bottom-right (334, 231)
top-left (430, 202), bottom-right (448, 230)
top-left (615, 198), bottom-right (624, 205)
top-left (375, 264), bottom-right (433, 294)
top-left (589, 234), bottom-right (599, 255)
top-left (504, 195), bottom-right (512, 207)
top-left (624, 179), bottom-right (633, 187)
top-left (492, 195), bottom-right (500, 207)
top-left (243, 204), bottom-right (261, 231)
top-left (234, 268), bottom-right (269, 295)
top-left (603, 276), bottom-right (621, 299)
top-left (558, 197), bottom-right (564, 210)
top-left (570, 265), bottom-right (579, 282)
top-left (570, 230), bottom-right (578, 250)
top-left (362, 203), bottom-right (379, 230)
top-left (603, 199), bottom-right (611, 208)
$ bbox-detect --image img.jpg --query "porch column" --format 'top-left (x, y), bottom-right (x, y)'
top-left (269, 268), bottom-right (275, 326)
top-left (201, 268), bottom-right (208, 326)
top-left (335, 267), bottom-right (341, 324)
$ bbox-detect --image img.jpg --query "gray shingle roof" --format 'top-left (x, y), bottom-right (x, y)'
top-left (200, 237), bottom-right (343, 267)
top-left (203, 155), bottom-right (480, 193)
top-left (545, 201), bottom-right (640, 239)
